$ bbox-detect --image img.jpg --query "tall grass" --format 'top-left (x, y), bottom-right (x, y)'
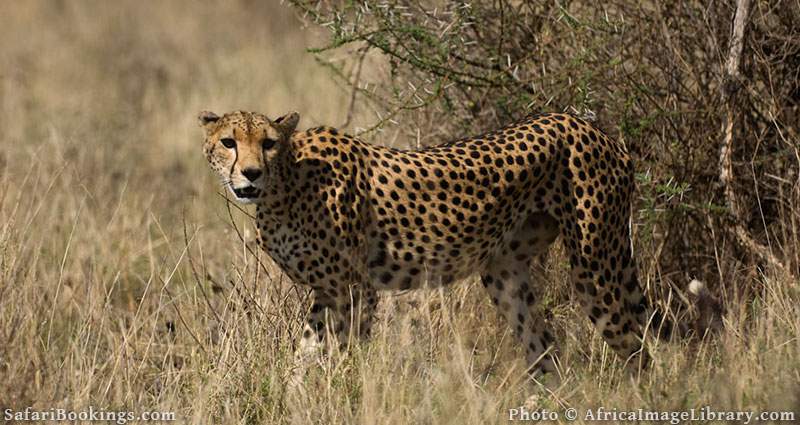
top-left (0, 1), bottom-right (797, 424)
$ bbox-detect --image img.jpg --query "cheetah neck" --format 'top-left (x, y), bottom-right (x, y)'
top-left (253, 153), bottom-right (297, 223)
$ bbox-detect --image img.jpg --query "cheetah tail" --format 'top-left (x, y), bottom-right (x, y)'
top-left (648, 280), bottom-right (725, 341)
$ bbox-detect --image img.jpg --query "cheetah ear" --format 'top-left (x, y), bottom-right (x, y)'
top-left (198, 111), bottom-right (220, 136)
top-left (274, 111), bottom-right (299, 138)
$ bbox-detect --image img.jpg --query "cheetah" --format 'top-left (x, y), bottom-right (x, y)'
top-left (199, 109), bottom-right (687, 376)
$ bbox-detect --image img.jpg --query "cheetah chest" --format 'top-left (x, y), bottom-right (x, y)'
top-left (255, 217), bottom-right (315, 284)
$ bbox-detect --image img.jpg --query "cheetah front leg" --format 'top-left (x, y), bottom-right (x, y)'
top-left (339, 284), bottom-right (379, 348)
top-left (293, 289), bottom-right (340, 373)
top-left (288, 286), bottom-right (377, 395)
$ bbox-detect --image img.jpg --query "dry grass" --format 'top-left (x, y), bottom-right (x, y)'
top-left (0, 1), bottom-right (798, 424)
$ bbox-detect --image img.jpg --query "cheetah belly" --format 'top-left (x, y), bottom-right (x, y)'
top-left (363, 219), bottom-right (495, 291)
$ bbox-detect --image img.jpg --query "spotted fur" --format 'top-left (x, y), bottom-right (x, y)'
top-left (200, 109), bottom-right (667, 375)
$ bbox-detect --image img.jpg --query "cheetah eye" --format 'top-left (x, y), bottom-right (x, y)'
top-left (262, 138), bottom-right (277, 150)
top-left (220, 138), bottom-right (236, 149)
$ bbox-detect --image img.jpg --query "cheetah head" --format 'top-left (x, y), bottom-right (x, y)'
top-left (198, 110), bottom-right (299, 204)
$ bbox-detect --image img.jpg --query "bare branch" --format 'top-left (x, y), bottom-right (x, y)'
top-left (718, 0), bottom-right (791, 277)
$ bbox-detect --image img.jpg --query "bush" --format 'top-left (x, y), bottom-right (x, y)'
top-left (290, 0), bottom-right (799, 295)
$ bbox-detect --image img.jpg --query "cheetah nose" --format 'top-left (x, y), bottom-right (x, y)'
top-left (241, 168), bottom-right (263, 182)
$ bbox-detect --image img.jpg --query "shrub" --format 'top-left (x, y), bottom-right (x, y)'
top-left (290, 0), bottom-right (799, 295)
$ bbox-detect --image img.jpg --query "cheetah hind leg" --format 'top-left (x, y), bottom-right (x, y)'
top-left (558, 199), bottom-right (651, 371)
top-left (481, 213), bottom-right (560, 381)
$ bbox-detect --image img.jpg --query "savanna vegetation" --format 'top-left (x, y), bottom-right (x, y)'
top-left (1, 1), bottom-right (798, 424)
